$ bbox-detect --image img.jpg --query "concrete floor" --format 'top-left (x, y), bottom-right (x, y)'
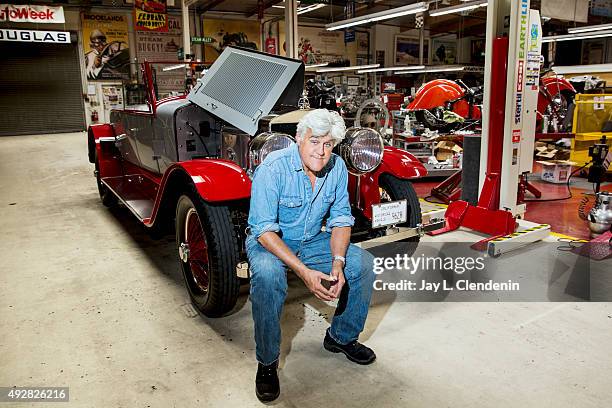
top-left (1, 132), bottom-right (611, 407)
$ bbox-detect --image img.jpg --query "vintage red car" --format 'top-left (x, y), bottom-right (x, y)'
top-left (87, 47), bottom-right (430, 317)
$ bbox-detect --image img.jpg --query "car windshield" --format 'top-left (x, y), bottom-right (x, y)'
top-left (122, 61), bottom-right (208, 111)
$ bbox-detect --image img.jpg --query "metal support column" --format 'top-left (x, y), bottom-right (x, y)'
top-left (479, 0), bottom-right (541, 217)
top-left (182, 0), bottom-right (191, 60)
top-left (285, 0), bottom-right (298, 59)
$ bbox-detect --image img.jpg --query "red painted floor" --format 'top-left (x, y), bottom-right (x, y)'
top-left (412, 170), bottom-right (612, 241)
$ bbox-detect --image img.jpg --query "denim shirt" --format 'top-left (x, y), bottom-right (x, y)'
top-left (247, 143), bottom-right (355, 242)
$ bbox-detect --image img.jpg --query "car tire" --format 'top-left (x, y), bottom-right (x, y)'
top-left (175, 189), bottom-right (240, 317)
top-left (377, 173), bottom-right (422, 248)
top-left (94, 151), bottom-right (118, 207)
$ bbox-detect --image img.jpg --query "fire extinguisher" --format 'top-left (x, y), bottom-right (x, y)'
top-left (91, 110), bottom-right (99, 123)
top-left (266, 37), bottom-right (276, 55)
top-left (265, 23), bottom-right (276, 55)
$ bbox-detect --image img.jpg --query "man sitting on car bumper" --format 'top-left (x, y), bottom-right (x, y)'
top-left (246, 109), bottom-right (376, 402)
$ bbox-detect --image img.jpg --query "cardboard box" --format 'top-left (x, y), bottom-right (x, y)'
top-left (535, 147), bottom-right (558, 159)
top-left (434, 141), bottom-right (462, 161)
top-left (537, 160), bottom-right (576, 184)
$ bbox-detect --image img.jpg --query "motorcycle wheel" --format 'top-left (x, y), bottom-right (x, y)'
top-left (544, 90), bottom-right (575, 132)
top-left (176, 189), bottom-right (240, 317)
top-left (557, 90), bottom-right (575, 132)
top-left (415, 108), bottom-right (451, 132)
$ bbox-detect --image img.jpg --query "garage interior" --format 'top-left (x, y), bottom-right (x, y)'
top-left (1, 0), bottom-right (612, 407)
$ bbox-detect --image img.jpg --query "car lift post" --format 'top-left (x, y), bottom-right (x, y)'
top-left (430, 0), bottom-right (551, 256)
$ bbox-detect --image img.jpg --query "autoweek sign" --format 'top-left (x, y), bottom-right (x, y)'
top-left (0, 4), bottom-right (65, 23)
top-left (0, 29), bottom-right (70, 44)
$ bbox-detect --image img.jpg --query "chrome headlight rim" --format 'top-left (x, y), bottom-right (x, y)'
top-left (338, 127), bottom-right (384, 175)
top-left (249, 132), bottom-right (295, 172)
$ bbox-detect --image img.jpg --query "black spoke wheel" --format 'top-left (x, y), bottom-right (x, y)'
top-left (175, 189), bottom-right (240, 317)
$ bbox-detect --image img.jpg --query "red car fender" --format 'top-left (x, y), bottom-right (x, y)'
top-left (145, 159), bottom-right (252, 227)
top-left (407, 79), bottom-right (464, 111)
top-left (537, 76), bottom-right (576, 115)
top-left (88, 124), bottom-right (115, 163)
top-left (349, 146), bottom-right (427, 220)
top-left (172, 160), bottom-right (252, 202)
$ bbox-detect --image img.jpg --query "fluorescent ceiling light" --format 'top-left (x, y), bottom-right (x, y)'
top-left (272, 1), bottom-right (299, 8)
top-left (568, 23), bottom-right (612, 34)
top-left (297, 3), bottom-right (325, 15)
top-left (357, 65), bottom-right (425, 73)
top-left (325, 2), bottom-right (428, 31)
top-left (273, 2), bottom-right (325, 14)
top-left (396, 66), bottom-right (465, 74)
top-left (542, 29), bottom-right (612, 42)
top-left (429, 0), bottom-right (487, 17)
top-left (162, 63), bottom-right (188, 72)
top-left (551, 63), bottom-right (612, 74)
top-left (316, 64), bottom-right (380, 73)
top-left (305, 62), bottom-right (329, 69)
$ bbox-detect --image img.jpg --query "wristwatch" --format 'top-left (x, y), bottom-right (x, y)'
top-left (332, 255), bottom-right (346, 266)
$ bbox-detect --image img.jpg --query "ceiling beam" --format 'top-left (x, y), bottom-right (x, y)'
top-left (245, 0), bottom-right (283, 18)
top-left (198, 0), bottom-right (226, 13)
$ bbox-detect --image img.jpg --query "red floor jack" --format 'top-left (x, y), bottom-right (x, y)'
top-left (429, 172), bottom-right (517, 251)
top-left (430, 170), bottom-right (462, 204)
top-left (432, 170), bottom-right (541, 205)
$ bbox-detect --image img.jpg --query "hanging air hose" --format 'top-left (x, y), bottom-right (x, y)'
top-left (524, 161), bottom-right (591, 202)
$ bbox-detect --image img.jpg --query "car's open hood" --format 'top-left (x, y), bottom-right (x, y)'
top-left (188, 46), bottom-right (304, 136)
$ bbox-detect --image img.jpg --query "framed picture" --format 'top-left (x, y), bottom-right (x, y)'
top-left (347, 76), bottom-right (360, 86)
top-left (432, 38), bottom-right (457, 64)
top-left (394, 35), bottom-right (429, 65)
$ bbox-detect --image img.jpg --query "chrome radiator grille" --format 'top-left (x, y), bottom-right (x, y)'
top-left (188, 47), bottom-right (303, 136)
top-left (201, 53), bottom-right (287, 119)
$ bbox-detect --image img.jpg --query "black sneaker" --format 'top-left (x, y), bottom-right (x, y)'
top-left (255, 361), bottom-right (280, 402)
top-left (324, 331), bottom-right (376, 365)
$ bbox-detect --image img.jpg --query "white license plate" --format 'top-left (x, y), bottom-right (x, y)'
top-left (371, 199), bottom-right (408, 228)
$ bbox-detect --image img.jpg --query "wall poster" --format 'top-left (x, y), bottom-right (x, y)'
top-left (394, 35), bottom-right (429, 65)
top-left (81, 12), bottom-right (130, 80)
top-left (136, 15), bottom-right (183, 96)
top-left (202, 18), bottom-right (260, 62)
top-left (134, 0), bottom-right (168, 32)
top-left (432, 38), bottom-right (457, 64)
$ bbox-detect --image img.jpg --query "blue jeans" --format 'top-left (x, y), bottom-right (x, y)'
top-left (246, 231), bottom-right (375, 366)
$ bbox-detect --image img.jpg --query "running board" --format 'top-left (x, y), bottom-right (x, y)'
top-left (102, 175), bottom-right (156, 223)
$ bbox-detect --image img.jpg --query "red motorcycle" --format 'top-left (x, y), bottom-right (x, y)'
top-left (407, 79), bottom-right (482, 132)
top-left (408, 73), bottom-right (576, 133)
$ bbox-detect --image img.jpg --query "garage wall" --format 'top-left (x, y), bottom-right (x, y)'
top-left (0, 10), bottom-right (86, 136)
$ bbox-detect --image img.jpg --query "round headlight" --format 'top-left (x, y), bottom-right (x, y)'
top-left (249, 132), bottom-right (294, 171)
top-left (338, 128), bottom-right (384, 175)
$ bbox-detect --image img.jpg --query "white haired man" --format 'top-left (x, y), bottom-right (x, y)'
top-left (246, 109), bottom-right (376, 402)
